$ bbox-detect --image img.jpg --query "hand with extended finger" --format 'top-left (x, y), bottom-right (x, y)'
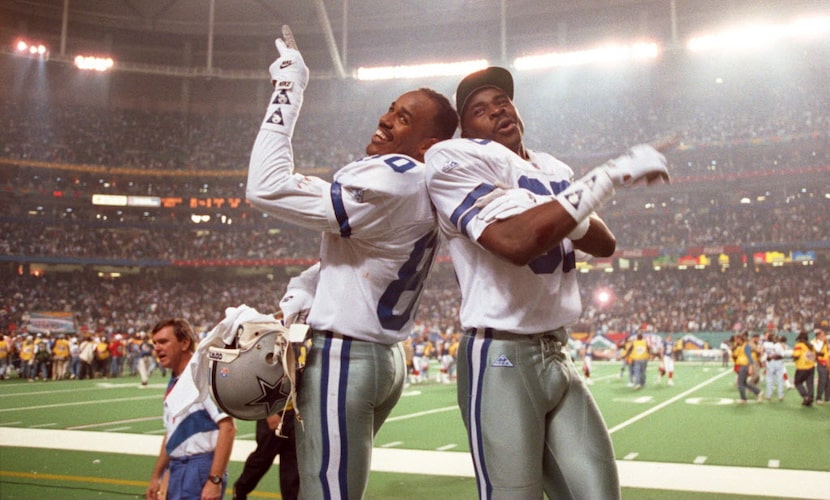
top-left (261, 25), bottom-right (309, 136)
top-left (269, 25), bottom-right (309, 89)
top-left (602, 144), bottom-right (669, 187)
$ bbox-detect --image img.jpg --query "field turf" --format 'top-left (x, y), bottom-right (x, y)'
top-left (1, 360), bottom-right (827, 499)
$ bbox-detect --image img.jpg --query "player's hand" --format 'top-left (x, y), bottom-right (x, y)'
top-left (266, 413), bottom-right (282, 431)
top-left (474, 187), bottom-right (539, 223)
top-left (603, 137), bottom-right (677, 187)
top-left (269, 24), bottom-right (309, 89)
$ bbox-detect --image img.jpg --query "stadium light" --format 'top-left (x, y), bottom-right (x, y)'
top-left (13, 38), bottom-right (50, 60)
top-left (687, 15), bottom-right (830, 53)
top-left (355, 59), bottom-right (488, 81)
top-left (74, 55), bottom-right (115, 72)
top-left (514, 41), bottom-right (659, 71)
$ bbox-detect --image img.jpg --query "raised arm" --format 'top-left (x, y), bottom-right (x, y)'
top-left (246, 26), bottom-right (335, 232)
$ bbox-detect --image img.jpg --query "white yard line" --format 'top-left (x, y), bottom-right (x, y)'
top-left (384, 405), bottom-right (457, 422)
top-left (608, 368), bottom-right (733, 434)
top-left (0, 395), bottom-right (160, 413)
top-left (1, 427), bottom-right (827, 499)
top-left (0, 381), bottom-right (158, 398)
top-left (68, 416), bottom-right (160, 430)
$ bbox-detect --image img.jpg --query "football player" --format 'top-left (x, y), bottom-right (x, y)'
top-left (246, 26), bottom-right (457, 499)
top-left (657, 333), bottom-right (675, 386)
top-left (425, 66), bottom-right (673, 499)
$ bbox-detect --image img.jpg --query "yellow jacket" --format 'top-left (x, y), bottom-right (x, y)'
top-left (792, 341), bottom-right (816, 371)
top-left (53, 338), bottom-right (71, 359)
top-left (20, 341), bottom-right (35, 362)
top-left (630, 339), bottom-right (650, 361)
top-left (732, 340), bottom-right (751, 367)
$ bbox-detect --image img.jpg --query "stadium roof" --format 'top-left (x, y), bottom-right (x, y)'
top-left (1, 0), bottom-right (827, 78)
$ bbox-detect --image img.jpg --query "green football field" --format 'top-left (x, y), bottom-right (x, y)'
top-left (1, 360), bottom-right (828, 499)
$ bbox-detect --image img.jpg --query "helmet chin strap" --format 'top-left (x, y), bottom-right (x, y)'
top-left (278, 323), bottom-right (310, 435)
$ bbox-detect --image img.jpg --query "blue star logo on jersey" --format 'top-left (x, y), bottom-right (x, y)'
top-left (245, 375), bottom-right (289, 415)
top-left (272, 90), bottom-right (291, 105)
top-left (491, 354), bottom-right (514, 367)
top-left (267, 108), bottom-right (285, 126)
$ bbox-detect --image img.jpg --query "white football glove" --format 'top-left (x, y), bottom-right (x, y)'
top-left (279, 289), bottom-right (313, 327)
top-left (475, 187), bottom-right (540, 223)
top-left (601, 144), bottom-right (669, 187)
top-left (261, 25), bottom-right (309, 137)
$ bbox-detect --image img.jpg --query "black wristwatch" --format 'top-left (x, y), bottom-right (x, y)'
top-left (208, 475), bottom-right (223, 485)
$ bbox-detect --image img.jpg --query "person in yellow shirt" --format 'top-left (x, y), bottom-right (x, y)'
top-left (51, 334), bottom-right (71, 380)
top-left (19, 335), bottom-right (36, 381)
top-left (732, 332), bottom-right (762, 404)
top-left (792, 330), bottom-right (816, 406)
top-left (630, 332), bottom-right (651, 389)
top-left (94, 336), bottom-right (110, 378)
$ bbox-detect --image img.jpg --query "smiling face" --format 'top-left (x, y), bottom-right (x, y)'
top-left (460, 86), bottom-right (525, 157)
top-left (365, 90), bottom-right (441, 162)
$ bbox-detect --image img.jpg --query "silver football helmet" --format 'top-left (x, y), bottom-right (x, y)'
top-left (208, 321), bottom-right (297, 421)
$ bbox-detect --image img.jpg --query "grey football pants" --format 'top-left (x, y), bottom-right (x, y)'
top-left (296, 331), bottom-right (405, 500)
top-left (458, 328), bottom-right (620, 500)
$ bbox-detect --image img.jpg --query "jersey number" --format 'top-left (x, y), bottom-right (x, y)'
top-left (377, 230), bottom-right (439, 330)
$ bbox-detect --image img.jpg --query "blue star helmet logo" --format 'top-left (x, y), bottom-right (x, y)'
top-left (245, 374), bottom-right (290, 415)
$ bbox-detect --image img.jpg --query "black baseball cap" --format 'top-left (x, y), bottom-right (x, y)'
top-left (455, 66), bottom-right (514, 116)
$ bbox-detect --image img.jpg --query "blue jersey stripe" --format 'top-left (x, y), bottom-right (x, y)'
top-left (330, 181), bottom-right (351, 238)
top-left (450, 183), bottom-right (496, 237)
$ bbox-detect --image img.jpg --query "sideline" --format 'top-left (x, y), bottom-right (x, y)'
top-left (1, 427), bottom-right (828, 499)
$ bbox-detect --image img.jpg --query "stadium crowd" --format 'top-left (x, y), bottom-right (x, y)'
top-left (1, 186), bottom-right (827, 262)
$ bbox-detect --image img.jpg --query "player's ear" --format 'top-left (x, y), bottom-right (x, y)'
top-left (418, 137), bottom-right (440, 160)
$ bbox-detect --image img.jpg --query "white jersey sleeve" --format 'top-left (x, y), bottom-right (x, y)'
top-left (247, 129), bottom-right (339, 233)
top-left (425, 138), bottom-right (582, 333)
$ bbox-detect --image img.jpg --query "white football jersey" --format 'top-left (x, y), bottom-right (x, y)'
top-left (425, 138), bottom-right (582, 333)
top-left (249, 130), bottom-right (438, 344)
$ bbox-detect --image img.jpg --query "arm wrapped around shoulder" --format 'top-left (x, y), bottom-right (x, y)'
top-left (474, 187), bottom-right (541, 223)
